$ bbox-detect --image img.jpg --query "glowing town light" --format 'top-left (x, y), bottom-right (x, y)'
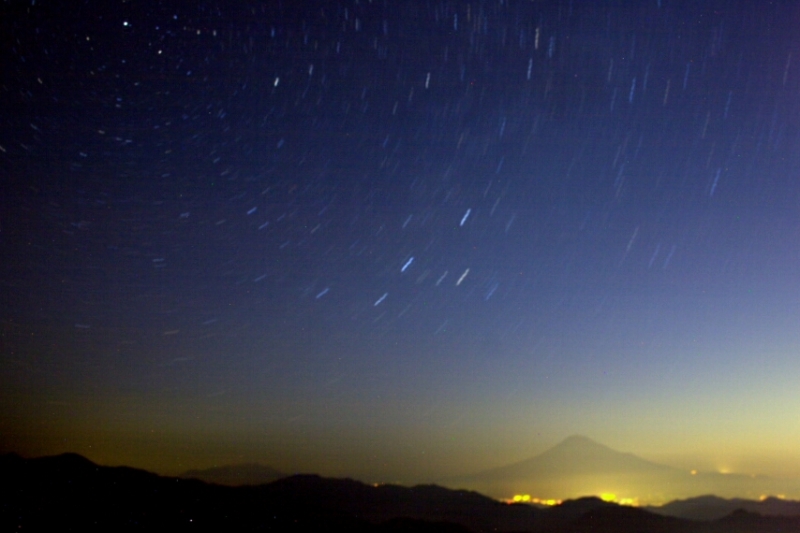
top-left (505, 496), bottom-right (562, 506)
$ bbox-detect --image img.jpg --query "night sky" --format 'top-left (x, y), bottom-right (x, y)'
top-left (2, 0), bottom-right (800, 490)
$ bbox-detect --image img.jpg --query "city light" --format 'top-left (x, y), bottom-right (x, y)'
top-left (506, 493), bottom-right (639, 507)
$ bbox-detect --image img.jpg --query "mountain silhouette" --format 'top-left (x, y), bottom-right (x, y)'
top-left (497, 435), bottom-right (673, 476)
top-left (0, 452), bottom-right (525, 532)
top-left (181, 463), bottom-right (285, 486)
top-left (445, 435), bottom-right (679, 502)
top-left (443, 435), bottom-right (800, 504)
top-left (648, 494), bottom-right (800, 520)
top-left (5, 451), bottom-right (800, 532)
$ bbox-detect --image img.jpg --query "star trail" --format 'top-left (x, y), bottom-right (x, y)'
top-left (2, 0), bottom-right (800, 489)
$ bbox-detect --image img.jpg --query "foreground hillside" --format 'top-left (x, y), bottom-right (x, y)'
top-left (3, 453), bottom-right (800, 532)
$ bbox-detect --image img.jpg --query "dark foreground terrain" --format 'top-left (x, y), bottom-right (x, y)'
top-left (3, 453), bottom-right (800, 532)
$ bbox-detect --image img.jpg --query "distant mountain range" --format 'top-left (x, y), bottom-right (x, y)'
top-left (180, 463), bottom-right (285, 486)
top-left (4, 451), bottom-right (800, 532)
top-left (647, 494), bottom-right (800, 521)
top-left (443, 435), bottom-right (800, 503)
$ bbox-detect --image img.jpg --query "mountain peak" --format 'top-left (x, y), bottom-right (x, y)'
top-left (542, 435), bottom-right (622, 459)
top-left (558, 435), bottom-right (604, 448)
top-left (451, 435), bottom-right (677, 500)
